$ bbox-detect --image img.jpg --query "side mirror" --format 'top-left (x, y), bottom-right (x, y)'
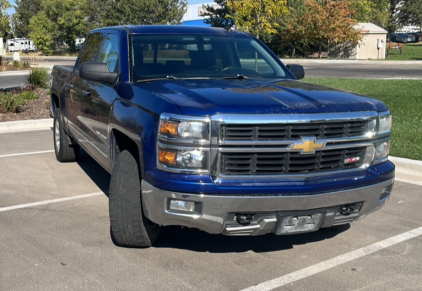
top-left (286, 64), bottom-right (305, 80)
top-left (79, 62), bottom-right (118, 86)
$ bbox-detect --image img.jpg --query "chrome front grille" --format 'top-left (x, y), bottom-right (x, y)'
top-left (210, 112), bottom-right (379, 178)
top-left (220, 147), bottom-right (366, 175)
top-left (221, 120), bottom-right (369, 141)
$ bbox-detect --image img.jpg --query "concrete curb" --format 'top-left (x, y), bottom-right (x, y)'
top-left (0, 118), bottom-right (53, 133)
top-left (0, 70), bottom-right (30, 76)
top-left (389, 156), bottom-right (422, 178)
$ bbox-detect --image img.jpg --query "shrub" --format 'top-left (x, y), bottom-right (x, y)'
top-left (13, 61), bottom-right (19, 68)
top-left (0, 93), bottom-right (27, 113)
top-left (26, 67), bottom-right (49, 88)
top-left (19, 91), bottom-right (39, 100)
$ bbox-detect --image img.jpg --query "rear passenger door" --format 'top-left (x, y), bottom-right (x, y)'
top-left (82, 31), bottom-right (120, 168)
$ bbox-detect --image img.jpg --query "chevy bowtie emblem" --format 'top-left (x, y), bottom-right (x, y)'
top-left (291, 137), bottom-right (326, 154)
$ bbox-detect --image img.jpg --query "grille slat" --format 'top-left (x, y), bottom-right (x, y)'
top-left (221, 147), bottom-right (366, 175)
top-left (222, 121), bottom-right (369, 141)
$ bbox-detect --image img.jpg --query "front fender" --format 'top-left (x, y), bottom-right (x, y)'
top-left (108, 97), bottom-right (181, 178)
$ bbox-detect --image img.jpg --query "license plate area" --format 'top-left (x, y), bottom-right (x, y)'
top-left (275, 211), bottom-right (326, 235)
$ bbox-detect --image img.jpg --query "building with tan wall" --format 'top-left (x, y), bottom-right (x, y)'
top-left (329, 23), bottom-right (387, 59)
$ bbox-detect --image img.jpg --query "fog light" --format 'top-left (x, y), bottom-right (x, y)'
top-left (169, 200), bottom-right (195, 212)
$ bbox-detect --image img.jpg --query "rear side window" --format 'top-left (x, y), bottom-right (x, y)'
top-left (79, 33), bottom-right (103, 69)
top-left (98, 34), bottom-right (119, 73)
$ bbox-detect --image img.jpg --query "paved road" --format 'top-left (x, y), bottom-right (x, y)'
top-left (5, 55), bottom-right (76, 67)
top-left (0, 129), bottom-right (421, 291)
top-left (1, 58), bottom-right (421, 90)
top-left (0, 71), bottom-right (30, 89)
top-left (283, 60), bottom-right (422, 79)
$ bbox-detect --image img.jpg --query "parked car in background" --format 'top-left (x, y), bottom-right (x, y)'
top-left (391, 33), bottom-right (417, 43)
top-left (391, 33), bottom-right (404, 43)
top-left (408, 33), bottom-right (421, 43)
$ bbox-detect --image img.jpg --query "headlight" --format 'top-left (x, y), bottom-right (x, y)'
top-left (158, 148), bottom-right (208, 170)
top-left (374, 140), bottom-right (390, 163)
top-left (158, 114), bottom-right (210, 173)
top-left (159, 118), bottom-right (209, 141)
top-left (378, 114), bottom-right (392, 134)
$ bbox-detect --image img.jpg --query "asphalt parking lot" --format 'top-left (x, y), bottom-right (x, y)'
top-left (1, 128), bottom-right (421, 291)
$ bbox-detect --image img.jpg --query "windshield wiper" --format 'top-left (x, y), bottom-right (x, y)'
top-left (136, 76), bottom-right (177, 83)
top-left (136, 76), bottom-right (212, 83)
top-left (222, 74), bottom-right (247, 80)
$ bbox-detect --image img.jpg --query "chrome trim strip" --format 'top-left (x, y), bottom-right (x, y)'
top-left (219, 134), bottom-right (377, 146)
top-left (214, 142), bottom-right (374, 153)
top-left (158, 142), bottom-right (210, 151)
top-left (161, 112), bottom-right (211, 123)
top-left (158, 135), bottom-right (210, 145)
top-left (373, 157), bottom-right (389, 165)
top-left (210, 112), bottom-right (378, 124)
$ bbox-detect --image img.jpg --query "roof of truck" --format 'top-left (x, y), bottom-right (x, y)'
top-left (92, 25), bottom-right (250, 37)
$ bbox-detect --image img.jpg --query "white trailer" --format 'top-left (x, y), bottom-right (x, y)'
top-left (6, 38), bottom-right (37, 53)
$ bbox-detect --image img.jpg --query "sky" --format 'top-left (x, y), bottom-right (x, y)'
top-left (6, 0), bottom-right (15, 15)
top-left (6, 0), bottom-right (209, 15)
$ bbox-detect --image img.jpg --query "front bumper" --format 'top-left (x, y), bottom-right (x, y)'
top-left (141, 178), bottom-right (394, 236)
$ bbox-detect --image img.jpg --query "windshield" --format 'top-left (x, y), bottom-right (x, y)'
top-left (131, 34), bottom-right (288, 82)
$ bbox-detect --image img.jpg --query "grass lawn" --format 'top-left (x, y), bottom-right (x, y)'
top-left (305, 78), bottom-right (422, 160)
top-left (385, 43), bottom-right (422, 60)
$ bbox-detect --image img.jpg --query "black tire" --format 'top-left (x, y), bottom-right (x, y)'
top-left (109, 150), bottom-right (161, 248)
top-left (53, 111), bottom-right (80, 162)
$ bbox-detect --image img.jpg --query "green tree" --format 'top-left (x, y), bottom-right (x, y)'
top-left (29, 0), bottom-right (86, 54)
top-left (11, 0), bottom-right (42, 38)
top-left (28, 11), bottom-right (54, 55)
top-left (280, 0), bottom-right (362, 58)
top-left (350, 0), bottom-right (390, 28)
top-left (202, 0), bottom-right (234, 28)
top-left (0, 0), bottom-right (11, 38)
top-left (228, 0), bottom-right (289, 39)
top-left (399, 0), bottom-right (422, 28)
top-left (386, 0), bottom-right (402, 34)
top-left (101, 0), bottom-right (187, 27)
top-left (83, 0), bottom-right (104, 33)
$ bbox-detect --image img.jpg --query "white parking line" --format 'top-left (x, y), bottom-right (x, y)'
top-left (0, 192), bottom-right (104, 213)
top-left (0, 150), bottom-right (54, 158)
top-left (241, 226), bottom-right (422, 291)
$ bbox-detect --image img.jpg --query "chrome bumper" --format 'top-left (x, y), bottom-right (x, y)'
top-left (141, 178), bottom-right (394, 236)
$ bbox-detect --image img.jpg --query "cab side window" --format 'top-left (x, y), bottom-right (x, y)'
top-left (98, 34), bottom-right (119, 73)
top-left (79, 33), bottom-right (103, 70)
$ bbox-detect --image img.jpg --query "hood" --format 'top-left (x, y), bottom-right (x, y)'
top-left (134, 79), bottom-right (388, 116)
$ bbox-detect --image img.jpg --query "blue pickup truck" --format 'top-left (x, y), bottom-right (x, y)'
top-left (50, 25), bottom-right (394, 248)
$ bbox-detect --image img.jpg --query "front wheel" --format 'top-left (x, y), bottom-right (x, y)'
top-left (53, 111), bottom-right (79, 162)
top-left (109, 150), bottom-right (161, 248)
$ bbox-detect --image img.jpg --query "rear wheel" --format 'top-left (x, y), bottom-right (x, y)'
top-left (53, 111), bottom-right (79, 162)
top-left (109, 150), bottom-right (161, 248)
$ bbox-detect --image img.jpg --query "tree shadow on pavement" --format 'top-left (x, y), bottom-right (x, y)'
top-left (154, 224), bottom-right (350, 253)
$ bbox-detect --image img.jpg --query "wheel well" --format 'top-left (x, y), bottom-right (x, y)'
top-left (52, 93), bottom-right (59, 109)
top-left (111, 129), bottom-right (140, 167)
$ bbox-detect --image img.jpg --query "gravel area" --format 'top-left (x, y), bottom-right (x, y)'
top-left (0, 88), bottom-right (50, 122)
